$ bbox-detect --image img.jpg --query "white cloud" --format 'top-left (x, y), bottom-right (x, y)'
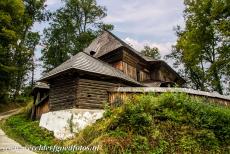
top-left (105, 2), bottom-right (174, 22)
top-left (124, 37), bottom-right (173, 56)
top-left (99, 0), bottom-right (185, 38)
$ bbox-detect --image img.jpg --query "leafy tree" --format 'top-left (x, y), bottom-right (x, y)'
top-left (141, 45), bottom-right (161, 60)
top-left (41, 0), bottom-right (113, 72)
top-left (0, 0), bottom-right (25, 102)
top-left (11, 0), bottom-right (48, 100)
top-left (166, 0), bottom-right (230, 94)
top-left (25, 32), bottom-right (40, 87)
top-left (0, 0), bottom-right (48, 102)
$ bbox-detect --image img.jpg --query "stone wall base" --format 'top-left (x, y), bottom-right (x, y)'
top-left (39, 109), bottom-right (104, 140)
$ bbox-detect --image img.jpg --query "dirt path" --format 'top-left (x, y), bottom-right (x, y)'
top-left (0, 109), bottom-right (36, 154)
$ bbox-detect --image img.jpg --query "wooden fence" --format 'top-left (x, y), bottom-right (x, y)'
top-left (108, 87), bottom-right (230, 107)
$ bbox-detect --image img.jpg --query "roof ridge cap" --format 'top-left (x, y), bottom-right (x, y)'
top-left (81, 52), bottom-right (142, 85)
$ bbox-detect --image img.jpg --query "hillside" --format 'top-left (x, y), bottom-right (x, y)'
top-left (65, 93), bottom-right (230, 153)
top-left (1, 93), bottom-right (230, 154)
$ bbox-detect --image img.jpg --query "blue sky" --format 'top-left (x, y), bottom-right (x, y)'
top-left (33, 0), bottom-right (185, 80)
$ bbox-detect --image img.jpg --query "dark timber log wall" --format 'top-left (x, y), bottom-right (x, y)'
top-left (48, 74), bottom-right (138, 111)
top-left (49, 75), bottom-right (77, 111)
top-left (76, 78), bottom-right (126, 109)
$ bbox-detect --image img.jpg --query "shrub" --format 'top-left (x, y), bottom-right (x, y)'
top-left (2, 93), bottom-right (230, 153)
top-left (67, 93), bottom-right (230, 153)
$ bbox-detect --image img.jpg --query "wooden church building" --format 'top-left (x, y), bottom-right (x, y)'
top-left (32, 31), bottom-right (185, 119)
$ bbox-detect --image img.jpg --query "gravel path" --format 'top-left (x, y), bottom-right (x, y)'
top-left (0, 109), bottom-right (36, 154)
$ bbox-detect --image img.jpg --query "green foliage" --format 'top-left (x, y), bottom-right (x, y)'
top-left (0, 0), bottom-right (24, 103)
top-left (14, 96), bottom-right (29, 104)
top-left (1, 93), bottom-right (230, 153)
top-left (166, 0), bottom-right (230, 94)
top-left (0, 0), bottom-right (48, 103)
top-left (41, 0), bottom-right (113, 72)
top-left (141, 45), bottom-right (161, 60)
top-left (103, 101), bottom-right (112, 117)
top-left (67, 93), bottom-right (230, 153)
top-left (0, 0), bottom-right (24, 44)
top-left (10, 0), bottom-right (48, 101)
top-left (1, 114), bottom-right (54, 146)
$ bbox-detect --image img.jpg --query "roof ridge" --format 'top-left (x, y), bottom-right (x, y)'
top-left (104, 31), bottom-right (158, 62)
top-left (80, 52), bottom-right (142, 84)
top-left (105, 30), bottom-right (138, 52)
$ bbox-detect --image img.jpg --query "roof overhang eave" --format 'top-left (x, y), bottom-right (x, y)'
top-left (148, 60), bottom-right (186, 84)
top-left (38, 68), bottom-right (143, 87)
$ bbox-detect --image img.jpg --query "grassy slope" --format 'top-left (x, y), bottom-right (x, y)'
top-left (66, 93), bottom-right (230, 153)
top-left (1, 93), bottom-right (230, 154)
top-left (0, 102), bottom-right (26, 113)
top-left (0, 97), bottom-right (32, 113)
top-left (0, 114), bottom-right (54, 146)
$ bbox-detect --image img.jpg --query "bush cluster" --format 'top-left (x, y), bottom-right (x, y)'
top-left (71, 93), bottom-right (230, 153)
top-left (2, 93), bottom-right (230, 154)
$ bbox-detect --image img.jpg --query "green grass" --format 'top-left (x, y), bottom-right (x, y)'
top-left (0, 114), bottom-right (54, 146)
top-left (1, 93), bottom-right (230, 154)
top-left (66, 93), bottom-right (230, 153)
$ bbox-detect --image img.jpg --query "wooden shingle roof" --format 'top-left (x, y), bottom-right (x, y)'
top-left (84, 30), bottom-right (185, 84)
top-left (84, 30), bottom-right (153, 61)
top-left (33, 82), bottom-right (50, 89)
top-left (84, 31), bottom-right (123, 58)
top-left (40, 52), bottom-right (142, 86)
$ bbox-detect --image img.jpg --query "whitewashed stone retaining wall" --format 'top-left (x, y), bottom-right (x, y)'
top-left (39, 109), bottom-right (104, 140)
